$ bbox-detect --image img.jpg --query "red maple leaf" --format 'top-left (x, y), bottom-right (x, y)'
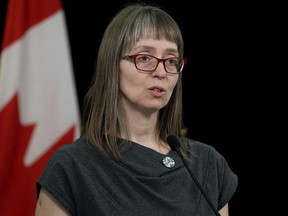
top-left (0, 93), bottom-right (76, 216)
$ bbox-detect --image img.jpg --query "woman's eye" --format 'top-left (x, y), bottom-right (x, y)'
top-left (137, 55), bottom-right (149, 62)
top-left (167, 59), bottom-right (177, 65)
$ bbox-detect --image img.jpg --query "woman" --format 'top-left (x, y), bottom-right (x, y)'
top-left (35, 3), bottom-right (238, 216)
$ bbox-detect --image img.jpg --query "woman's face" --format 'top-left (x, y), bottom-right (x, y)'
top-left (119, 38), bottom-right (179, 115)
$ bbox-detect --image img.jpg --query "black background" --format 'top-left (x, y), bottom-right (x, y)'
top-left (1, 0), bottom-right (287, 215)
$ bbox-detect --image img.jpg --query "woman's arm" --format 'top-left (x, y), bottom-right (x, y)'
top-left (35, 188), bottom-right (70, 216)
top-left (219, 203), bottom-right (229, 216)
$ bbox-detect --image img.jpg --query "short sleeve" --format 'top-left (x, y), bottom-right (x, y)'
top-left (36, 147), bottom-right (76, 215)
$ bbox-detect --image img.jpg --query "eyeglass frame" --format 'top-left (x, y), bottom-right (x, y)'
top-left (121, 54), bottom-right (187, 74)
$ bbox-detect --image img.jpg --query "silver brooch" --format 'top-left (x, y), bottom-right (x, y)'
top-left (162, 156), bottom-right (175, 168)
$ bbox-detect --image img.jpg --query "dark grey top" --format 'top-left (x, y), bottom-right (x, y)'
top-left (36, 136), bottom-right (238, 216)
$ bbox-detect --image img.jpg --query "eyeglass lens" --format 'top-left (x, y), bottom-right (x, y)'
top-left (135, 55), bottom-right (184, 73)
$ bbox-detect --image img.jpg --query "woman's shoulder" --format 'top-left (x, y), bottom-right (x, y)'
top-left (181, 136), bottom-right (238, 196)
top-left (50, 135), bottom-right (95, 161)
top-left (59, 135), bottom-right (87, 149)
top-left (180, 137), bottom-right (216, 155)
top-left (179, 136), bottom-right (231, 168)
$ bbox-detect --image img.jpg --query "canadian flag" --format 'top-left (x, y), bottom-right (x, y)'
top-left (0, 0), bottom-right (80, 215)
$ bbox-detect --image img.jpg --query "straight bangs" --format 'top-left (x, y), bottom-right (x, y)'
top-left (121, 8), bottom-right (184, 56)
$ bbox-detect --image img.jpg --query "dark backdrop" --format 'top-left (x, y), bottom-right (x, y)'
top-left (1, 0), bottom-right (287, 215)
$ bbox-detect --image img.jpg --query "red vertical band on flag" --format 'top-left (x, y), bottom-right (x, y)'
top-left (1, 0), bottom-right (61, 50)
top-left (0, 0), bottom-right (80, 215)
